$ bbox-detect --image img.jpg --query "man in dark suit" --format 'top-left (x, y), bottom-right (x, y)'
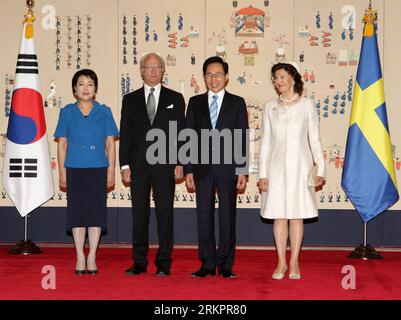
top-left (185, 56), bottom-right (249, 278)
top-left (120, 53), bottom-right (185, 276)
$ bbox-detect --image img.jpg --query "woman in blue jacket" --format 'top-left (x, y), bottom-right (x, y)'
top-left (54, 69), bottom-right (118, 275)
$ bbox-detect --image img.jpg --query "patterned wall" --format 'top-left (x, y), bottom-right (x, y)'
top-left (0, 0), bottom-right (399, 211)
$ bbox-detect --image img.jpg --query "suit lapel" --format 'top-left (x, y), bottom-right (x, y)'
top-left (72, 101), bottom-right (101, 128)
top-left (201, 93), bottom-right (212, 129)
top-left (139, 86), bottom-right (146, 107)
top-left (88, 101), bottom-right (100, 119)
top-left (139, 86), bottom-right (152, 127)
top-left (72, 103), bottom-right (86, 129)
top-left (153, 86), bottom-right (166, 125)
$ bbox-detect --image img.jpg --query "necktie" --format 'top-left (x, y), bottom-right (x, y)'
top-left (147, 87), bottom-right (156, 124)
top-left (210, 95), bottom-right (218, 129)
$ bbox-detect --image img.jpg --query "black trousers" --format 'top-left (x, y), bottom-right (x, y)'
top-left (194, 169), bottom-right (237, 271)
top-left (130, 174), bottom-right (175, 270)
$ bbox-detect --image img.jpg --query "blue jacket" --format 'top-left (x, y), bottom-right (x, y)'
top-left (54, 101), bottom-right (119, 168)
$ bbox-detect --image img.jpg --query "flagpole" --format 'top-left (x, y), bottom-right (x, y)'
top-left (348, 0), bottom-right (382, 260)
top-left (363, 222), bottom-right (367, 246)
top-left (8, 0), bottom-right (43, 255)
top-left (24, 215), bottom-right (28, 241)
top-left (348, 222), bottom-right (382, 260)
top-left (340, 0), bottom-right (395, 260)
top-left (9, 214), bottom-right (42, 254)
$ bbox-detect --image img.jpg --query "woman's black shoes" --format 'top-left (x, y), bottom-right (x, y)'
top-left (86, 269), bottom-right (98, 275)
top-left (75, 269), bottom-right (87, 275)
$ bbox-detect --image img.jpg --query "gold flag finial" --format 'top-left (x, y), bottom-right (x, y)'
top-left (24, 0), bottom-right (35, 39)
top-left (363, 1), bottom-right (377, 37)
top-left (26, 0), bottom-right (34, 9)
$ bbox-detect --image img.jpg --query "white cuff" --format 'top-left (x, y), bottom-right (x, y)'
top-left (120, 165), bottom-right (130, 172)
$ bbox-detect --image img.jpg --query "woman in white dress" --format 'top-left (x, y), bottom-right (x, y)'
top-left (258, 62), bottom-right (325, 280)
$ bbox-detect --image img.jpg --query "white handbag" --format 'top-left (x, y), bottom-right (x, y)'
top-left (308, 164), bottom-right (318, 187)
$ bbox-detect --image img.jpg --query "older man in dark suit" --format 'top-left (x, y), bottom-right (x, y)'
top-left (185, 56), bottom-right (249, 278)
top-left (120, 53), bottom-right (185, 276)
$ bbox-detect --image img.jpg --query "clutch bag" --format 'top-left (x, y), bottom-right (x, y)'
top-left (308, 164), bottom-right (318, 187)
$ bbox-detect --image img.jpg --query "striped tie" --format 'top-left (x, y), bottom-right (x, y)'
top-left (210, 95), bottom-right (218, 129)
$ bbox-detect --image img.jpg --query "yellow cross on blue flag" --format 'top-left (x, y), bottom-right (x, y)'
top-left (341, 4), bottom-right (399, 223)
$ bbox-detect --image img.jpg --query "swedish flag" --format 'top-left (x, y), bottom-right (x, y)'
top-left (341, 6), bottom-right (399, 223)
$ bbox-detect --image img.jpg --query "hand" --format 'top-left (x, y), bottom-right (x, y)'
top-left (258, 178), bottom-right (268, 193)
top-left (107, 171), bottom-right (115, 191)
top-left (236, 175), bottom-right (248, 192)
top-left (185, 173), bottom-right (195, 192)
top-left (59, 173), bottom-right (67, 192)
top-left (174, 165), bottom-right (184, 180)
top-left (315, 176), bottom-right (325, 187)
top-left (121, 168), bottom-right (131, 186)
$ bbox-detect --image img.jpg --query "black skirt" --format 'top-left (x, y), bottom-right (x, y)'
top-left (66, 168), bottom-right (107, 231)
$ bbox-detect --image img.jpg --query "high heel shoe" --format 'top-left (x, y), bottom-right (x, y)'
top-left (272, 266), bottom-right (287, 280)
top-left (86, 269), bottom-right (98, 275)
top-left (75, 269), bottom-right (86, 275)
top-left (289, 273), bottom-right (301, 280)
top-left (86, 258), bottom-right (97, 275)
top-left (75, 259), bottom-right (86, 275)
top-left (289, 264), bottom-right (301, 280)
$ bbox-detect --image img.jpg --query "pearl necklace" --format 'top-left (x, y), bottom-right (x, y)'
top-left (279, 93), bottom-right (299, 103)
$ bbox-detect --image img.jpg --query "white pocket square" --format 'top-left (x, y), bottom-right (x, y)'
top-left (166, 104), bottom-right (174, 109)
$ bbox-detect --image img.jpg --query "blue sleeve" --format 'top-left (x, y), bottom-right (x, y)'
top-left (54, 109), bottom-right (67, 138)
top-left (105, 107), bottom-right (119, 137)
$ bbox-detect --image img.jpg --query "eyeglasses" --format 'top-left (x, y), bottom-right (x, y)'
top-left (205, 72), bottom-right (225, 79)
top-left (142, 65), bottom-right (163, 71)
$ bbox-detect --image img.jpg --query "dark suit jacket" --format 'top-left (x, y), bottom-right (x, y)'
top-left (184, 91), bottom-right (249, 180)
top-left (119, 85), bottom-right (186, 177)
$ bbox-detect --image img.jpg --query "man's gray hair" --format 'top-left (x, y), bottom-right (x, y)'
top-left (140, 53), bottom-right (165, 70)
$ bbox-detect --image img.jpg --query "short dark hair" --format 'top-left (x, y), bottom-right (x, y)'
top-left (202, 56), bottom-right (229, 75)
top-left (72, 69), bottom-right (98, 95)
top-left (271, 63), bottom-right (303, 96)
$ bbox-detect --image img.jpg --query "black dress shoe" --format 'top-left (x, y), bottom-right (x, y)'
top-left (191, 268), bottom-right (216, 278)
top-left (125, 264), bottom-right (147, 275)
top-left (219, 269), bottom-right (236, 278)
top-left (155, 269), bottom-right (170, 276)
